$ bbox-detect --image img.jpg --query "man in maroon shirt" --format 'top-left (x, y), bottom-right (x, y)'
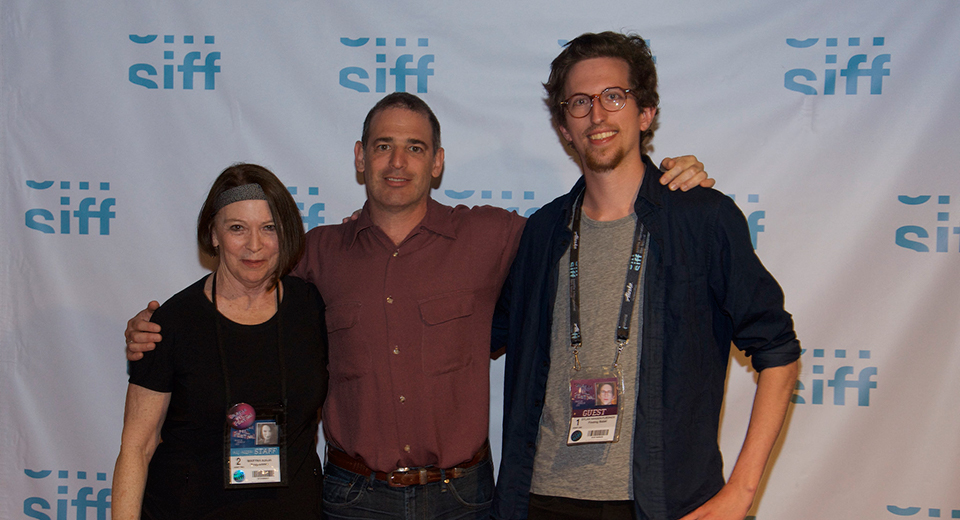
top-left (125, 93), bottom-right (711, 519)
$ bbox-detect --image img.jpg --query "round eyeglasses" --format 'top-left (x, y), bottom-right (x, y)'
top-left (560, 87), bottom-right (635, 118)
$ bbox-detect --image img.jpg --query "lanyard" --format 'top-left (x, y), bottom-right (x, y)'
top-left (569, 196), bottom-right (648, 371)
top-left (211, 272), bottom-right (287, 409)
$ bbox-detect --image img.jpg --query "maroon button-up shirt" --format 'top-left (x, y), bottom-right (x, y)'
top-left (294, 198), bottom-right (525, 472)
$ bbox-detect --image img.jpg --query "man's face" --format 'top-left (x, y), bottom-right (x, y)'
top-left (599, 383), bottom-right (615, 405)
top-left (558, 57), bottom-right (656, 175)
top-left (355, 107), bottom-right (444, 215)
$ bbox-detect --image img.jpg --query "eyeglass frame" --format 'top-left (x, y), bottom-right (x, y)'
top-left (559, 87), bottom-right (638, 118)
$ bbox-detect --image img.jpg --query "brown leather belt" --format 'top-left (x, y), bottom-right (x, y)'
top-left (326, 442), bottom-right (490, 488)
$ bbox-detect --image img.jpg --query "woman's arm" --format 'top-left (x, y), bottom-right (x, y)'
top-left (112, 383), bottom-right (171, 520)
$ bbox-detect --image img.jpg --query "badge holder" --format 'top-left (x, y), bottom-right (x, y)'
top-left (224, 401), bottom-right (288, 488)
top-left (567, 352), bottom-right (625, 445)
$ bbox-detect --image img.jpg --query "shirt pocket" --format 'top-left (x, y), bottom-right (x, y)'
top-left (418, 290), bottom-right (476, 376)
top-left (324, 301), bottom-right (367, 380)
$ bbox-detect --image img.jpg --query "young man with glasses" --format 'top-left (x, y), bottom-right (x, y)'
top-left (492, 32), bottom-right (800, 520)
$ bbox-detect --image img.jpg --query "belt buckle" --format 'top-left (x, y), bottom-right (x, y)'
top-left (386, 467), bottom-right (430, 487)
top-left (387, 467), bottom-right (410, 488)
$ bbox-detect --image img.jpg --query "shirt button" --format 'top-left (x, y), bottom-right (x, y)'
top-left (393, 250), bottom-right (399, 257)
top-left (404, 445), bottom-right (411, 452)
top-left (393, 346), bottom-right (400, 355)
top-left (386, 296), bottom-right (394, 304)
top-left (399, 395), bottom-right (406, 403)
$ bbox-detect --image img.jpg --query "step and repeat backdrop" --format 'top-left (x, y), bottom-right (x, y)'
top-left (2, 1), bottom-right (958, 518)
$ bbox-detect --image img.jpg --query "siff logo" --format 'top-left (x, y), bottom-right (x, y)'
top-left (792, 349), bottom-right (878, 406)
top-left (895, 195), bottom-right (959, 252)
top-left (784, 36), bottom-right (890, 95)
top-left (441, 188), bottom-right (539, 218)
top-left (129, 34), bottom-right (221, 90)
top-left (887, 505), bottom-right (960, 517)
top-left (287, 185), bottom-right (326, 230)
top-left (339, 37), bottom-right (434, 93)
top-left (25, 181), bottom-right (115, 235)
top-left (726, 193), bottom-right (765, 250)
top-left (23, 468), bottom-right (111, 520)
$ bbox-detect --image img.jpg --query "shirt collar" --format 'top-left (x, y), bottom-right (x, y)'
top-left (634, 154), bottom-right (664, 211)
top-left (346, 197), bottom-right (457, 249)
top-left (418, 198), bottom-right (458, 239)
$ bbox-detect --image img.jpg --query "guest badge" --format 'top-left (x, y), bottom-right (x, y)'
top-left (567, 372), bottom-right (623, 445)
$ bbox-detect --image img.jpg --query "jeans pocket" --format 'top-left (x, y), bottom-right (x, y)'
top-left (445, 459), bottom-right (494, 509)
top-left (322, 469), bottom-right (367, 508)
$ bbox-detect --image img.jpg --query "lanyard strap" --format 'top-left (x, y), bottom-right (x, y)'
top-left (212, 272), bottom-right (287, 409)
top-left (569, 197), bottom-right (648, 371)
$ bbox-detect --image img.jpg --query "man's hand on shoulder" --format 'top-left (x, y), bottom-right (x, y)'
top-left (125, 301), bottom-right (162, 361)
top-left (659, 155), bottom-right (716, 191)
top-left (341, 209), bottom-right (361, 223)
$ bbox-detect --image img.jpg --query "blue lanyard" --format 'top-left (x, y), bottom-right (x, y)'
top-left (569, 197), bottom-right (648, 371)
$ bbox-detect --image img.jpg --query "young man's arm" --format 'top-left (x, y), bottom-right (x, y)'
top-left (683, 192), bottom-right (800, 520)
top-left (678, 360), bottom-right (798, 520)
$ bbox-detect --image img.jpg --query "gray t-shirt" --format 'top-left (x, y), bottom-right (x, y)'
top-left (530, 212), bottom-right (646, 501)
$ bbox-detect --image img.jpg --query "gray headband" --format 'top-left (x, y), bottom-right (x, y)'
top-left (214, 183), bottom-right (267, 212)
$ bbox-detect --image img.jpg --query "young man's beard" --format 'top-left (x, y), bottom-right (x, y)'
top-left (583, 146), bottom-right (626, 174)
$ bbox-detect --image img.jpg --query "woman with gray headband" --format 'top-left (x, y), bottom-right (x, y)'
top-left (113, 163), bottom-right (328, 519)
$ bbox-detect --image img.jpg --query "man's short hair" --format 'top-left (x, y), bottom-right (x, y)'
top-left (544, 31), bottom-right (660, 150)
top-left (360, 92), bottom-right (442, 152)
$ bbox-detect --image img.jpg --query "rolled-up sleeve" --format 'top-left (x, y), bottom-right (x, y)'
top-left (710, 196), bottom-right (800, 372)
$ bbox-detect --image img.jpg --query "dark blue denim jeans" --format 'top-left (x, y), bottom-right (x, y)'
top-left (322, 456), bottom-right (494, 520)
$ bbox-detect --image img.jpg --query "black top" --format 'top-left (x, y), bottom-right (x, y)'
top-left (130, 275), bottom-right (328, 519)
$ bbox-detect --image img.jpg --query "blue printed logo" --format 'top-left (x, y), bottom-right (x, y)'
top-left (440, 188), bottom-right (539, 218)
top-left (339, 37), bottom-right (434, 93)
top-left (895, 195), bottom-right (959, 252)
top-left (129, 34), bottom-right (221, 90)
top-left (792, 349), bottom-right (877, 406)
top-left (785, 36), bottom-right (890, 95)
top-left (726, 193), bottom-right (765, 250)
top-left (23, 468), bottom-right (111, 520)
top-left (25, 181), bottom-right (115, 235)
top-left (887, 505), bottom-right (960, 517)
top-left (287, 185), bottom-right (326, 231)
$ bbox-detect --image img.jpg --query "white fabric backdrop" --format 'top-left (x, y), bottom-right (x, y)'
top-left (2, 1), bottom-right (958, 518)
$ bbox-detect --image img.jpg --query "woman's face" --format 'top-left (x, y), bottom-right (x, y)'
top-left (211, 199), bottom-right (280, 289)
top-left (261, 425), bottom-right (276, 444)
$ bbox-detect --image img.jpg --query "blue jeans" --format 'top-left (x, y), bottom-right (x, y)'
top-left (322, 456), bottom-right (494, 520)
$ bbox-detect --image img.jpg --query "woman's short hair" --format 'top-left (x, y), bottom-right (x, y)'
top-left (196, 163), bottom-right (305, 279)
